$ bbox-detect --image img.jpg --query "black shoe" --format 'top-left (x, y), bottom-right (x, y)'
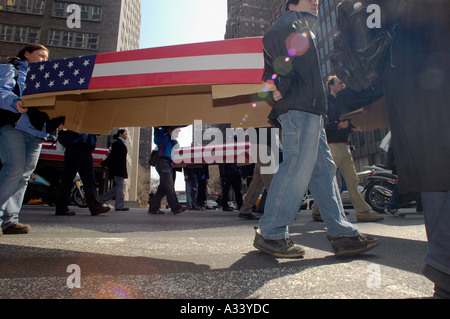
top-left (239, 213), bottom-right (260, 220)
top-left (172, 205), bottom-right (188, 215)
top-left (253, 227), bottom-right (305, 258)
top-left (148, 209), bottom-right (165, 215)
top-left (329, 234), bottom-right (380, 258)
top-left (2, 223), bottom-right (31, 234)
top-left (55, 208), bottom-right (76, 216)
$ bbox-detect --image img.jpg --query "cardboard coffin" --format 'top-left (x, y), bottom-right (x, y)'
top-left (22, 37), bottom-right (273, 135)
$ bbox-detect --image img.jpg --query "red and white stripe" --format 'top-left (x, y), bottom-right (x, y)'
top-left (39, 142), bottom-right (110, 164)
top-left (88, 37), bottom-right (264, 90)
top-left (173, 141), bottom-right (255, 165)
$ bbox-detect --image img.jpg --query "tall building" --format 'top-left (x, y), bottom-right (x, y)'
top-left (225, 0), bottom-right (275, 39)
top-left (0, 0), bottom-right (141, 59)
top-left (0, 0), bottom-right (142, 202)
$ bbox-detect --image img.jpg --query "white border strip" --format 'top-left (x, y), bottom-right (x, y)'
top-left (92, 53), bottom-right (263, 78)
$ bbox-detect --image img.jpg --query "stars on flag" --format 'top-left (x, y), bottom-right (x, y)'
top-left (23, 55), bottom-right (96, 95)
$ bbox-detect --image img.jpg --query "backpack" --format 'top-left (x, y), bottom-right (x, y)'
top-left (330, 0), bottom-right (392, 91)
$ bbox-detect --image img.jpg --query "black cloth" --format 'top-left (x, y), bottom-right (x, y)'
top-left (262, 11), bottom-right (327, 127)
top-left (56, 145), bottom-right (99, 210)
top-left (383, 0), bottom-right (450, 192)
top-left (102, 138), bottom-right (127, 178)
top-left (56, 132), bottom-right (99, 209)
top-left (219, 163), bottom-right (243, 209)
top-left (324, 94), bottom-right (351, 144)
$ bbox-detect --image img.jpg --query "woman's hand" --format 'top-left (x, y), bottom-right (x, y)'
top-left (16, 100), bottom-right (28, 114)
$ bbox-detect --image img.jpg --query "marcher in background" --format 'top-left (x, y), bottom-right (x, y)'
top-left (184, 165), bottom-right (200, 210)
top-left (148, 126), bottom-right (187, 215)
top-left (0, 44), bottom-right (64, 235)
top-left (239, 127), bottom-right (278, 220)
top-left (219, 163), bottom-right (243, 211)
top-left (253, 0), bottom-right (379, 258)
top-left (312, 76), bottom-right (383, 223)
top-left (196, 165), bottom-right (209, 210)
top-left (98, 129), bottom-right (129, 211)
top-left (55, 130), bottom-right (110, 216)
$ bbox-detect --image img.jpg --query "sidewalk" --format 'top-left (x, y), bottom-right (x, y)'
top-left (0, 206), bottom-right (433, 299)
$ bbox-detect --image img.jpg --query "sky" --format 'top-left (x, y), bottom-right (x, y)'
top-left (139, 0), bottom-right (228, 190)
top-left (140, 0), bottom-right (228, 49)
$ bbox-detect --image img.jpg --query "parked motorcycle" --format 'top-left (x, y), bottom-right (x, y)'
top-left (24, 173), bottom-right (87, 208)
top-left (362, 164), bottom-right (417, 215)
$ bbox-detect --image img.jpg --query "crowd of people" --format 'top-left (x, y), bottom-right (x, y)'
top-left (0, 0), bottom-right (448, 298)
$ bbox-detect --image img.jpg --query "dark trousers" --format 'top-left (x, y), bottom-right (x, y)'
top-left (149, 158), bottom-right (181, 211)
top-left (56, 147), bottom-right (98, 209)
top-left (221, 175), bottom-right (243, 209)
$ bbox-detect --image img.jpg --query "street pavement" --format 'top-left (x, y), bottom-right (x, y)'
top-left (0, 204), bottom-right (434, 301)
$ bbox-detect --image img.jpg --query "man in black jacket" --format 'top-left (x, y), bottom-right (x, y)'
top-left (253, 0), bottom-right (380, 258)
top-left (312, 76), bottom-right (383, 222)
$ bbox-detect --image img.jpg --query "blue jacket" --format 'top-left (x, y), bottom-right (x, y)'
top-left (0, 60), bottom-right (49, 139)
top-left (154, 127), bottom-right (178, 160)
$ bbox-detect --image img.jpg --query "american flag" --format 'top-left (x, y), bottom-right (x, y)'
top-left (23, 55), bottom-right (96, 95)
top-left (23, 37), bottom-right (264, 96)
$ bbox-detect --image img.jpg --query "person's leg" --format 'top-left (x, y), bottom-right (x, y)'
top-left (97, 182), bottom-right (116, 204)
top-left (0, 126), bottom-right (28, 213)
top-left (113, 176), bottom-right (126, 209)
top-left (150, 158), bottom-right (182, 212)
top-left (421, 191), bottom-right (450, 297)
top-left (240, 164), bottom-right (264, 214)
top-left (308, 131), bottom-right (360, 239)
top-left (259, 110), bottom-right (322, 240)
top-left (56, 149), bottom-right (79, 213)
top-left (221, 177), bottom-right (232, 210)
top-left (231, 175), bottom-right (243, 210)
top-left (1, 133), bottom-right (42, 229)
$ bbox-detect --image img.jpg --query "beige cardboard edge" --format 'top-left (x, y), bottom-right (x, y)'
top-left (340, 97), bottom-right (388, 131)
top-left (35, 92), bottom-right (271, 135)
top-left (211, 83), bottom-right (274, 99)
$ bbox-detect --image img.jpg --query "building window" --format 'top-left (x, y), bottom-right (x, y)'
top-left (52, 1), bottom-right (102, 22)
top-left (0, 0), bottom-right (45, 15)
top-left (0, 23), bottom-right (40, 43)
top-left (48, 29), bottom-right (99, 50)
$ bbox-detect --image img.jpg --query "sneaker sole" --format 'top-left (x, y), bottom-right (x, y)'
top-left (253, 242), bottom-right (306, 258)
top-left (335, 240), bottom-right (380, 258)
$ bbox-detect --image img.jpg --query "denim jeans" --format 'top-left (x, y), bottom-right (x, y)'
top-left (259, 110), bottom-right (359, 240)
top-left (421, 191), bottom-right (450, 276)
top-left (0, 125), bottom-right (43, 229)
top-left (97, 176), bottom-right (126, 209)
top-left (185, 174), bottom-right (199, 209)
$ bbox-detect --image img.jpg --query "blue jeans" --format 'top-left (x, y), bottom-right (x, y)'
top-left (386, 184), bottom-right (406, 210)
top-left (259, 110), bottom-right (359, 240)
top-left (186, 174), bottom-right (199, 209)
top-left (0, 125), bottom-right (43, 229)
top-left (97, 176), bottom-right (126, 209)
top-left (421, 191), bottom-right (450, 276)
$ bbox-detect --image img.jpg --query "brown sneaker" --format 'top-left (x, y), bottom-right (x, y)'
top-left (3, 223), bottom-right (31, 235)
top-left (89, 203), bottom-right (111, 216)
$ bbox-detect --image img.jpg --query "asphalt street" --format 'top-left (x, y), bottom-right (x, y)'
top-left (0, 204), bottom-right (434, 302)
